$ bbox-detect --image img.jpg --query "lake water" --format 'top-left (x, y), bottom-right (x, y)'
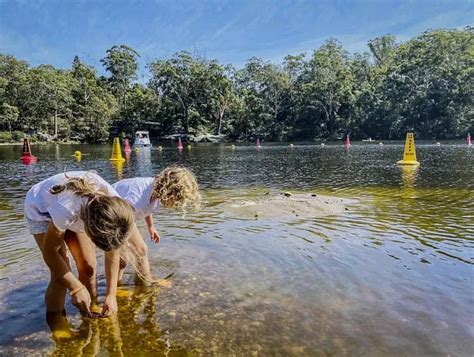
top-left (0, 142), bottom-right (473, 356)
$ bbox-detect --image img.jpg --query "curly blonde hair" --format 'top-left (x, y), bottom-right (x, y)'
top-left (50, 175), bottom-right (135, 251)
top-left (151, 166), bottom-right (200, 208)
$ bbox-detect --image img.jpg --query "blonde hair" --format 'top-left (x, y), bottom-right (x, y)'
top-left (151, 166), bottom-right (200, 208)
top-left (50, 175), bottom-right (134, 251)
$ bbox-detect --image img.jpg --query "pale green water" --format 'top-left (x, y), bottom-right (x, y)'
top-left (0, 142), bottom-right (473, 356)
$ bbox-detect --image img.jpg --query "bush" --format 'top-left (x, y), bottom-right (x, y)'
top-left (0, 131), bottom-right (27, 142)
top-left (0, 131), bottom-right (12, 142)
top-left (11, 131), bottom-right (23, 141)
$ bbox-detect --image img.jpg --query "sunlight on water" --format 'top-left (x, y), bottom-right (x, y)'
top-left (0, 142), bottom-right (473, 355)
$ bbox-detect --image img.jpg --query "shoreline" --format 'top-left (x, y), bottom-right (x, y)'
top-left (0, 141), bottom-right (81, 146)
top-left (0, 139), bottom-right (468, 147)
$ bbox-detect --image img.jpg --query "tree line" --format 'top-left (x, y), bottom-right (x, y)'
top-left (0, 27), bottom-right (472, 143)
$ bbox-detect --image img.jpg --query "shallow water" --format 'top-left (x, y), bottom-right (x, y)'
top-left (0, 142), bottom-right (473, 356)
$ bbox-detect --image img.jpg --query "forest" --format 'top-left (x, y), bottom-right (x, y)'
top-left (0, 27), bottom-right (472, 143)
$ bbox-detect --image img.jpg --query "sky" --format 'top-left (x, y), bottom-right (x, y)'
top-left (0, 0), bottom-right (472, 78)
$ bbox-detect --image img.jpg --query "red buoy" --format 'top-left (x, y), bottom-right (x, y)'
top-left (21, 137), bottom-right (37, 164)
top-left (124, 138), bottom-right (131, 153)
top-left (468, 133), bottom-right (472, 147)
top-left (344, 134), bottom-right (351, 147)
top-left (177, 137), bottom-right (183, 150)
top-left (256, 138), bottom-right (262, 148)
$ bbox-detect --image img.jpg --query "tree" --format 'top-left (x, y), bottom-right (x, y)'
top-left (22, 65), bottom-right (74, 137)
top-left (233, 58), bottom-right (291, 140)
top-left (295, 39), bottom-right (354, 139)
top-left (200, 62), bottom-right (237, 135)
top-left (368, 35), bottom-right (397, 65)
top-left (0, 102), bottom-right (19, 133)
top-left (116, 84), bottom-right (160, 136)
top-left (71, 56), bottom-right (118, 142)
top-left (101, 45), bottom-right (140, 109)
top-left (148, 52), bottom-right (205, 134)
top-left (381, 28), bottom-right (473, 138)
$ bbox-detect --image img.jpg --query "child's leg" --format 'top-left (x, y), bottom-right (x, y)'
top-left (63, 230), bottom-right (98, 301)
top-left (127, 225), bottom-right (152, 285)
top-left (34, 234), bottom-right (70, 313)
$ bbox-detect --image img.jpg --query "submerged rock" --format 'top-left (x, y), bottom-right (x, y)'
top-left (222, 193), bottom-right (355, 220)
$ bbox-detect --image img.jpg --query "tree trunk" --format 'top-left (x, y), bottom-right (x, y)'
top-left (216, 108), bottom-right (225, 135)
top-left (184, 107), bottom-right (189, 134)
top-left (54, 106), bottom-right (58, 138)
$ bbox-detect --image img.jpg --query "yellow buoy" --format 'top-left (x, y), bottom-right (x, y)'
top-left (321, 143), bottom-right (325, 147)
top-left (397, 132), bottom-right (419, 166)
top-left (187, 144), bottom-right (192, 150)
top-left (289, 143), bottom-right (294, 148)
top-left (157, 145), bottom-right (163, 151)
top-left (110, 137), bottom-right (125, 162)
top-left (73, 151), bottom-right (81, 161)
top-left (134, 147), bottom-right (139, 153)
top-left (231, 144), bottom-right (235, 149)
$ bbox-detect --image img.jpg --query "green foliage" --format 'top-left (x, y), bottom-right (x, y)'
top-left (0, 130), bottom-right (23, 142)
top-left (71, 56), bottom-right (117, 142)
top-left (148, 52), bottom-right (239, 135)
top-left (0, 28), bottom-right (472, 143)
top-left (0, 102), bottom-right (19, 133)
top-left (100, 45), bottom-right (140, 108)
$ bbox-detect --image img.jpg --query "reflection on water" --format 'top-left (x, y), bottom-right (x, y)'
top-left (43, 285), bottom-right (187, 356)
top-left (110, 160), bottom-right (124, 181)
top-left (401, 165), bottom-right (419, 189)
top-left (0, 142), bottom-right (473, 355)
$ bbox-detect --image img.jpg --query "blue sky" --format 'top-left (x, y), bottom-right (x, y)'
top-left (0, 0), bottom-right (472, 78)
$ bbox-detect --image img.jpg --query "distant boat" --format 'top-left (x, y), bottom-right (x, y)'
top-left (362, 138), bottom-right (374, 142)
top-left (133, 131), bottom-right (152, 148)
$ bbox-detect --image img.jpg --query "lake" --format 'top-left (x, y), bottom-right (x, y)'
top-left (0, 141), bottom-right (473, 356)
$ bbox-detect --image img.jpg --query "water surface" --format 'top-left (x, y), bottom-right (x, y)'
top-left (0, 142), bottom-right (473, 355)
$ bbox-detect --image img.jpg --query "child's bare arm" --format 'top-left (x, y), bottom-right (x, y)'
top-left (144, 215), bottom-right (160, 243)
top-left (103, 249), bottom-right (120, 315)
top-left (42, 223), bottom-right (91, 312)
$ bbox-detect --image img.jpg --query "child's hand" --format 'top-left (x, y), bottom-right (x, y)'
top-left (101, 294), bottom-right (118, 316)
top-left (148, 228), bottom-right (160, 244)
top-left (71, 288), bottom-right (92, 313)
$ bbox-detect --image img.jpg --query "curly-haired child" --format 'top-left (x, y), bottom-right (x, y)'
top-left (113, 166), bottom-right (200, 284)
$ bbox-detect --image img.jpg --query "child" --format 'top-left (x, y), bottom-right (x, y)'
top-left (113, 166), bottom-right (200, 284)
top-left (24, 171), bottom-right (135, 316)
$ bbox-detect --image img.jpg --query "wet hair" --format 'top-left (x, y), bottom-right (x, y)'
top-left (151, 166), bottom-right (200, 208)
top-left (50, 175), bottom-right (134, 251)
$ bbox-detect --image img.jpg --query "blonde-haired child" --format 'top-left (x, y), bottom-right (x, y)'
top-left (24, 171), bottom-right (135, 316)
top-left (113, 166), bottom-right (200, 283)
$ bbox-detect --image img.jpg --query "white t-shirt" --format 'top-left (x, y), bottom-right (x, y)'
top-left (113, 177), bottom-right (160, 219)
top-left (24, 171), bottom-right (119, 232)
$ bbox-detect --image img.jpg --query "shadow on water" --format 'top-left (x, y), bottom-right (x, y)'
top-left (0, 282), bottom-right (47, 347)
